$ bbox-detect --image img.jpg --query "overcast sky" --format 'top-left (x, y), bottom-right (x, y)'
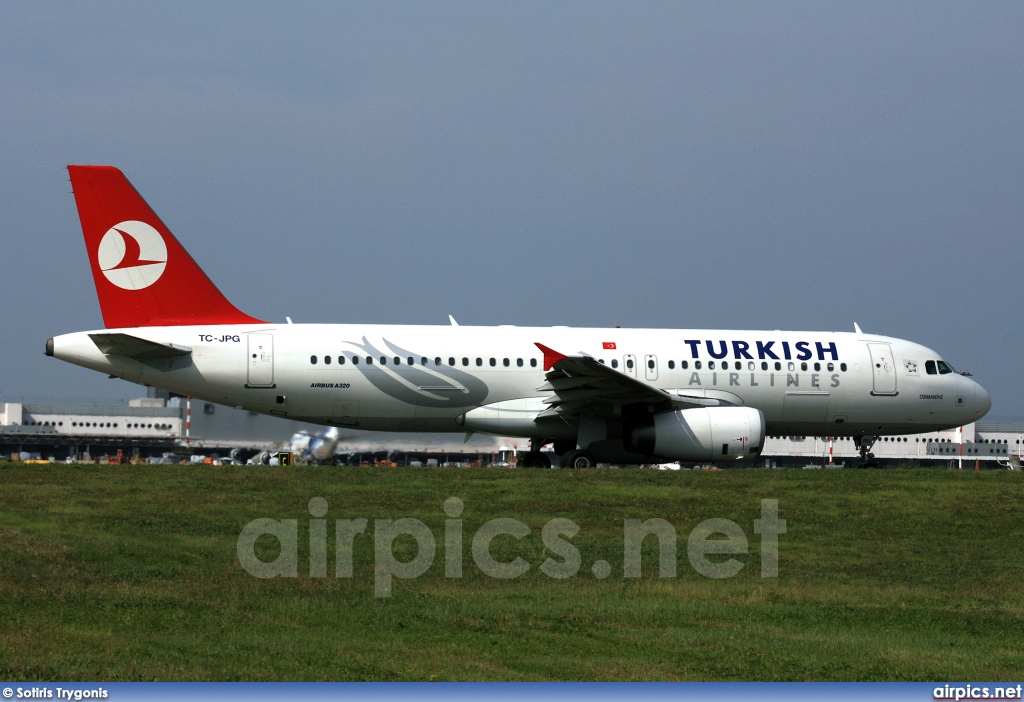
top-left (1, 3), bottom-right (1022, 417)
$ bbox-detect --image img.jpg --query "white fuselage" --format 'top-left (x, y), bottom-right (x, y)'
top-left (50, 324), bottom-right (990, 444)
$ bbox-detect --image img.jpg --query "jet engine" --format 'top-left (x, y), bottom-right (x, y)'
top-left (308, 427), bottom-right (341, 463)
top-left (289, 427), bottom-right (342, 464)
top-left (625, 406), bottom-right (765, 462)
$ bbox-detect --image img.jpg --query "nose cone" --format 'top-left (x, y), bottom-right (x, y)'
top-left (975, 382), bottom-right (992, 419)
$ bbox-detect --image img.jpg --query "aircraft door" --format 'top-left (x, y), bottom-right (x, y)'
top-left (644, 354), bottom-right (658, 381)
top-left (623, 354), bottom-right (637, 378)
top-left (867, 343), bottom-right (897, 395)
top-left (247, 333), bottom-right (274, 387)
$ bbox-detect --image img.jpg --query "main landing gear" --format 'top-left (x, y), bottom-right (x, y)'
top-left (854, 435), bottom-right (878, 468)
top-left (561, 449), bottom-right (597, 469)
top-left (519, 452), bottom-right (551, 469)
top-left (519, 437), bottom-right (552, 468)
top-left (553, 438), bottom-right (597, 469)
top-left (518, 439), bottom-right (597, 469)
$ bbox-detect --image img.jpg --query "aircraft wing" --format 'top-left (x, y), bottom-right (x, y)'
top-left (534, 343), bottom-right (731, 418)
top-left (89, 333), bottom-right (193, 360)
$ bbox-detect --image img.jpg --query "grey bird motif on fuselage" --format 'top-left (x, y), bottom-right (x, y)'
top-left (343, 337), bottom-right (490, 408)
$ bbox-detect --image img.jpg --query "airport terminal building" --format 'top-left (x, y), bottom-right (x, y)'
top-left (761, 423), bottom-right (1019, 468)
top-left (0, 391), bottom-right (1020, 467)
top-left (0, 390), bottom-right (505, 463)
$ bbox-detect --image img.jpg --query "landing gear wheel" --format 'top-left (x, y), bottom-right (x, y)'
top-left (564, 450), bottom-right (596, 469)
top-left (520, 452), bottom-right (551, 469)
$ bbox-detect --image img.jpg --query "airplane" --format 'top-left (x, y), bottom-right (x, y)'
top-left (47, 166), bottom-right (992, 468)
top-left (290, 426), bottom-right (342, 464)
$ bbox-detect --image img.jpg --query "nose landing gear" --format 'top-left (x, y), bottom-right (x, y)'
top-left (854, 435), bottom-right (878, 468)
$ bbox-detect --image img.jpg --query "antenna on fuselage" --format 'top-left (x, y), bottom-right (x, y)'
top-left (449, 315), bottom-right (459, 327)
top-left (854, 322), bottom-right (863, 334)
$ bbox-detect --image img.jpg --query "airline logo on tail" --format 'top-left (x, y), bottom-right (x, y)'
top-left (97, 220), bottom-right (167, 290)
top-left (68, 164), bottom-right (266, 326)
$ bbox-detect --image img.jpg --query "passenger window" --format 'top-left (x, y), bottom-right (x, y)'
top-left (814, 362), bottom-right (820, 371)
top-left (667, 360), bottom-right (675, 369)
top-left (503, 358), bottom-right (510, 367)
top-left (449, 357), bottom-right (455, 366)
top-left (338, 356), bottom-right (346, 365)
top-left (695, 361), bottom-right (701, 370)
top-left (324, 356), bottom-right (331, 365)
top-left (352, 356), bottom-right (359, 365)
top-left (761, 362), bottom-right (768, 371)
top-left (720, 361), bottom-right (728, 370)
top-left (489, 358), bottom-right (496, 367)
top-left (380, 357), bottom-right (387, 365)
top-left (462, 358), bottom-right (469, 366)
top-left (937, 361), bottom-right (954, 374)
top-left (517, 358), bottom-right (523, 367)
top-left (530, 359), bottom-right (537, 367)
top-left (612, 359), bottom-right (619, 369)
top-left (476, 358), bottom-right (483, 366)
top-left (775, 362), bottom-right (782, 371)
top-left (310, 355), bottom-right (317, 365)
top-left (435, 357), bottom-right (442, 366)
top-left (801, 362), bottom-right (807, 371)
top-left (626, 359), bottom-right (634, 369)
top-left (366, 357), bottom-right (373, 365)
top-left (840, 363), bottom-right (847, 372)
top-left (420, 357), bottom-right (427, 365)
top-left (925, 360), bottom-right (937, 375)
top-left (827, 362), bottom-right (834, 371)
top-left (748, 361), bottom-right (755, 371)
top-left (709, 361), bottom-right (715, 370)
top-left (681, 360), bottom-right (688, 369)
top-left (396, 357), bottom-right (403, 365)
top-left (647, 359), bottom-right (655, 370)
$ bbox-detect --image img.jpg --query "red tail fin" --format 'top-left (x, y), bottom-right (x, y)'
top-left (68, 165), bottom-right (265, 328)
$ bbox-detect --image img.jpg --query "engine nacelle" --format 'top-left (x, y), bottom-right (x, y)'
top-left (308, 427), bottom-right (340, 462)
top-left (625, 406), bottom-right (766, 462)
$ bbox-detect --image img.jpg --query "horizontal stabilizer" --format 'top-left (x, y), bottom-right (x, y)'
top-left (89, 333), bottom-right (192, 360)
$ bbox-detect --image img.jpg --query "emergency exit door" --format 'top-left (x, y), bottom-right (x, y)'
top-left (644, 354), bottom-right (658, 381)
top-left (623, 354), bottom-right (637, 378)
top-left (247, 333), bottom-right (274, 387)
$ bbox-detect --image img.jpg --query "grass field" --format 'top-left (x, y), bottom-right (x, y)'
top-left (1, 463), bottom-right (1022, 681)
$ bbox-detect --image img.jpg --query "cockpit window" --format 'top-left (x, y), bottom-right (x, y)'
top-left (925, 360), bottom-right (937, 375)
top-left (936, 360), bottom-right (954, 375)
